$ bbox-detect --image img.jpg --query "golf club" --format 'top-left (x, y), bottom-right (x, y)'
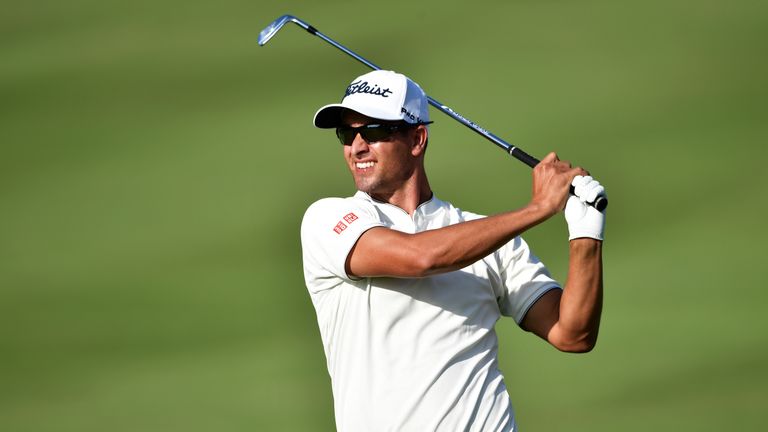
top-left (258, 14), bottom-right (608, 211)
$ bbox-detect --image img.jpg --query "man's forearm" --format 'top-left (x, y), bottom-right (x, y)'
top-left (347, 203), bottom-right (553, 278)
top-left (557, 239), bottom-right (603, 351)
top-left (415, 203), bottom-right (553, 276)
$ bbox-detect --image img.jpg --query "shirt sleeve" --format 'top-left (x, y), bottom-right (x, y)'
top-left (300, 197), bottom-right (385, 292)
top-left (496, 236), bottom-right (561, 324)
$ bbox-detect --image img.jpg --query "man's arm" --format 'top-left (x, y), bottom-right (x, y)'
top-left (520, 174), bottom-right (606, 352)
top-left (347, 204), bottom-right (553, 278)
top-left (348, 152), bottom-right (607, 353)
top-left (346, 152), bottom-right (582, 278)
top-left (520, 238), bottom-right (603, 353)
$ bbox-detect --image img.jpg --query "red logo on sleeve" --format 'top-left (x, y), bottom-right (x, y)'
top-left (343, 213), bottom-right (358, 224)
top-left (332, 213), bottom-right (359, 234)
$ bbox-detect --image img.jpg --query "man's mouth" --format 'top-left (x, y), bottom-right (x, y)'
top-left (355, 161), bottom-right (375, 169)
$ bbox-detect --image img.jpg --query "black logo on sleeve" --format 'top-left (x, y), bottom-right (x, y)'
top-left (345, 80), bottom-right (393, 98)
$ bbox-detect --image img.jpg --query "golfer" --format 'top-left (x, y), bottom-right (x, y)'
top-left (300, 70), bottom-right (605, 431)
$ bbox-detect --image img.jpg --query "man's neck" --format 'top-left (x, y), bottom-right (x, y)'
top-left (369, 174), bottom-right (432, 216)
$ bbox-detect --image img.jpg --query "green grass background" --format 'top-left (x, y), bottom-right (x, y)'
top-left (2, 1), bottom-right (767, 430)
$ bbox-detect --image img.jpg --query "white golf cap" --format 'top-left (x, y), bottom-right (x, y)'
top-left (313, 70), bottom-right (430, 128)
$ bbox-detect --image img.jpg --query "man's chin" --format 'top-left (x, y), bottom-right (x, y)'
top-left (355, 184), bottom-right (373, 194)
top-left (353, 177), bottom-right (375, 193)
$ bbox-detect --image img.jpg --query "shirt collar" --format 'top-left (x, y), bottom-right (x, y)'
top-left (354, 190), bottom-right (446, 217)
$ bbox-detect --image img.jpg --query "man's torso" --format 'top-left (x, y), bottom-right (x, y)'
top-left (301, 192), bottom-right (558, 431)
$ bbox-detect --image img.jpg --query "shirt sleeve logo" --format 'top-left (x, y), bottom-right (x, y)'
top-left (332, 212), bottom-right (358, 234)
top-left (333, 221), bottom-right (347, 234)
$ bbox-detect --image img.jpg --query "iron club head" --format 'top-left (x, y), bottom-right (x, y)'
top-left (258, 14), bottom-right (315, 46)
top-left (258, 15), bottom-right (293, 46)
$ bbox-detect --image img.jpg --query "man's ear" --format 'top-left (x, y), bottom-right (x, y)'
top-left (410, 126), bottom-right (428, 157)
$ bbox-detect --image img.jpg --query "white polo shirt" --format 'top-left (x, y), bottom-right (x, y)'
top-left (300, 191), bottom-right (560, 432)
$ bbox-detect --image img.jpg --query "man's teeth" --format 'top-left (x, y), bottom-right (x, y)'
top-left (356, 162), bottom-right (375, 169)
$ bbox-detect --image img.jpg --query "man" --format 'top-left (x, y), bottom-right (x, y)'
top-left (300, 70), bottom-right (605, 431)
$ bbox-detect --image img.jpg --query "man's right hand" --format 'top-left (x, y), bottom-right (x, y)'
top-left (530, 152), bottom-right (586, 217)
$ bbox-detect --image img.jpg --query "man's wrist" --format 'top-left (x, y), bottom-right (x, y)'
top-left (569, 237), bottom-right (603, 254)
top-left (525, 200), bottom-right (558, 221)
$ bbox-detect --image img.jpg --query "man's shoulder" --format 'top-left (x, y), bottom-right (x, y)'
top-left (304, 196), bottom-right (350, 214)
top-left (435, 198), bottom-right (485, 222)
top-left (301, 193), bottom-right (382, 238)
top-left (456, 206), bottom-right (485, 221)
top-left (303, 193), bottom-right (374, 217)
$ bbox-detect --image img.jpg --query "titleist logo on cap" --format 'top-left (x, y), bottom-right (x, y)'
top-left (345, 80), bottom-right (393, 98)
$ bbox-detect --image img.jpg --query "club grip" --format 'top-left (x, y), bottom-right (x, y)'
top-left (570, 185), bottom-right (608, 212)
top-left (509, 146), bottom-right (540, 168)
top-left (508, 147), bottom-right (608, 211)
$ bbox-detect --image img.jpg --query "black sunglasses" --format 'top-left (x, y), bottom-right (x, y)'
top-left (335, 122), bottom-right (431, 146)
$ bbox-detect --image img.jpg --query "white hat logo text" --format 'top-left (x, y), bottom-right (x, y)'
top-left (346, 80), bottom-right (393, 98)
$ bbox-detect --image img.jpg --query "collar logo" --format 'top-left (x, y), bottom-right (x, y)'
top-left (345, 80), bottom-right (393, 98)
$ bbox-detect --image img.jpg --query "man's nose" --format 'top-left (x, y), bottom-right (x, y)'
top-left (350, 133), bottom-right (370, 156)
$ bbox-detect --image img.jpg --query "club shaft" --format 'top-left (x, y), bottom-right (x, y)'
top-left (310, 26), bottom-right (541, 168)
top-left (271, 16), bottom-right (606, 211)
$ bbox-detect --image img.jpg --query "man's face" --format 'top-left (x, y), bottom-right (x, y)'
top-left (340, 111), bottom-right (421, 198)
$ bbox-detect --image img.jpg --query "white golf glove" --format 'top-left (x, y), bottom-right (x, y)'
top-left (565, 175), bottom-right (606, 241)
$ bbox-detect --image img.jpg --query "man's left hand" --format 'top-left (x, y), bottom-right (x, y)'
top-left (565, 175), bottom-right (606, 241)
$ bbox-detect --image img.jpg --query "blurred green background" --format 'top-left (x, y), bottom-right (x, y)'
top-left (2, 0), bottom-right (767, 430)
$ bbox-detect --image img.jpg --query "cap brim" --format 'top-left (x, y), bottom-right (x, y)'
top-left (313, 102), bottom-right (406, 129)
top-left (313, 104), bottom-right (346, 129)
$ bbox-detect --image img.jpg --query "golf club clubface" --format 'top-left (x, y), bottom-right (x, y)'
top-left (258, 15), bottom-right (608, 212)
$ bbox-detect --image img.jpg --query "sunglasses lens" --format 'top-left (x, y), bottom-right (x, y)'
top-left (336, 128), bottom-right (356, 146)
top-left (336, 124), bottom-right (407, 145)
top-left (360, 126), bottom-right (392, 143)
